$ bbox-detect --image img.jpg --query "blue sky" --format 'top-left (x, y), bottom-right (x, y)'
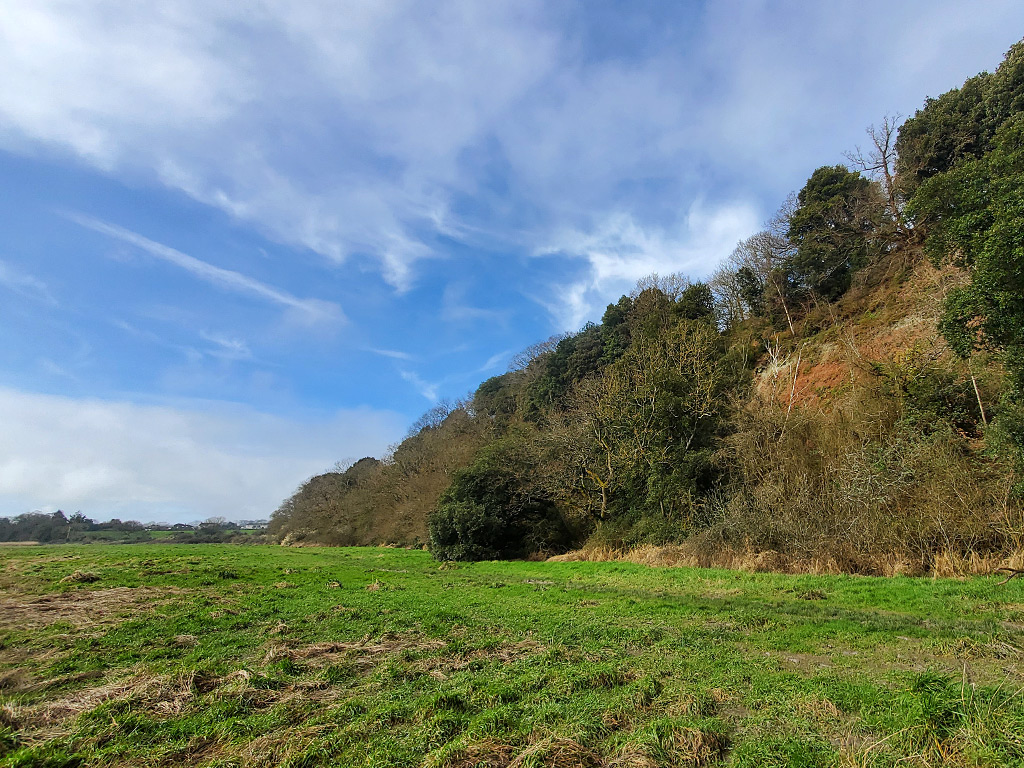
top-left (1, 1), bottom-right (1022, 523)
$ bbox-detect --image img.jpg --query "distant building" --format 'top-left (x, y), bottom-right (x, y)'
top-left (236, 519), bottom-right (269, 530)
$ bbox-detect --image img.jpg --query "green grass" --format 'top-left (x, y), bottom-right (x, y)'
top-left (1, 545), bottom-right (1023, 767)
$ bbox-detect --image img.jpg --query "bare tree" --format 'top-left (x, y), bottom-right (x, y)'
top-left (630, 272), bottom-right (693, 302)
top-left (709, 264), bottom-right (748, 328)
top-left (725, 224), bottom-right (796, 334)
top-left (844, 115), bottom-right (904, 234)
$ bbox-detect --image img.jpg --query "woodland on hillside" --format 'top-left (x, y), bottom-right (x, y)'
top-left (270, 41), bottom-right (1024, 575)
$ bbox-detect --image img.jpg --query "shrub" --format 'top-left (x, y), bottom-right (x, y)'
top-left (428, 437), bottom-right (571, 561)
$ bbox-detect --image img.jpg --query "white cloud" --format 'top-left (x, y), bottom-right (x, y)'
top-left (537, 201), bottom-right (760, 330)
top-left (0, 0), bottom-right (559, 289)
top-left (2, 0), bottom-right (1023, 293)
top-left (478, 349), bottom-right (513, 373)
top-left (0, 259), bottom-right (56, 305)
top-left (0, 387), bottom-right (405, 522)
top-left (367, 348), bottom-right (416, 362)
top-left (399, 370), bottom-right (439, 402)
top-left (199, 331), bottom-right (252, 361)
top-left (69, 213), bottom-right (345, 326)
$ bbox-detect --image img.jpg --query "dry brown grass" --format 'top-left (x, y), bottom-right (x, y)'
top-left (0, 586), bottom-right (187, 630)
top-left (423, 723), bottom-right (726, 767)
top-left (424, 738), bottom-right (518, 768)
top-left (0, 668), bottom-right (33, 693)
top-left (9, 662), bottom-right (353, 749)
top-left (263, 633), bottom-right (448, 666)
top-left (550, 542), bottom-right (1024, 579)
top-left (260, 633), bottom-right (545, 687)
top-left (507, 736), bottom-right (603, 768)
top-left (605, 748), bottom-right (658, 768)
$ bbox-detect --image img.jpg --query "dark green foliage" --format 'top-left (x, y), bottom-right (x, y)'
top-left (600, 295), bottom-right (633, 363)
top-left (990, 400), bottom-right (1024, 495)
top-left (931, 116), bottom-right (1024, 385)
top-left (897, 40), bottom-right (1024, 199)
top-left (556, 314), bottom-right (733, 542)
top-left (786, 165), bottom-right (882, 299)
top-left (906, 50), bottom-right (1024, 480)
top-left (895, 75), bottom-right (991, 195)
top-left (527, 323), bottom-right (608, 411)
top-left (871, 350), bottom-right (983, 436)
top-left (472, 372), bottom-right (520, 420)
top-left (672, 281), bottom-right (716, 323)
top-left (736, 266), bottom-right (765, 316)
top-left (428, 437), bottom-right (570, 561)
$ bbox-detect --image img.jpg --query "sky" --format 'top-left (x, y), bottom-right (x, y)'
top-left (1, 1), bottom-right (1022, 524)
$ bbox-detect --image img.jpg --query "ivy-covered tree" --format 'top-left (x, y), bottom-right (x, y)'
top-left (786, 165), bottom-right (883, 299)
top-left (551, 316), bottom-right (728, 538)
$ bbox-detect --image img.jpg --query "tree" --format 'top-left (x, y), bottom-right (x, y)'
top-left (895, 78), bottom-right (989, 196)
top-left (845, 115), bottom-right (905, 236)
top-left (896, 40), bottom-right (1024, 205)
top-left (507, 334), bottom-right (569, 372)
top-left (550, 318), bottom-right (726, 531)
top-left (909, 110), bottom-right (1024, 491)
top-left (914, 116), bottom-right (1024, 385)
top-left (787, 165), bottom-right (883, 299)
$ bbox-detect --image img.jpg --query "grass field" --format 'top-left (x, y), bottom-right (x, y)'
top-left (1, 545), bottom-right (1023, 767)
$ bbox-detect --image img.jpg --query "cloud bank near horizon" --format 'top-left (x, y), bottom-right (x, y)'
top-left (0, 388), bottom-right (405, 523)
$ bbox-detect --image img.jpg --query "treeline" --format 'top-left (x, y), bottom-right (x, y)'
top-left (271, 41), bottom-right (1024, 573)
top-left (0, 511), bottom-right (264, 545)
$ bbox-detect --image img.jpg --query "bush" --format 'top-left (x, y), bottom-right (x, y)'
top-left (428, 437), bottom-right (571, 561)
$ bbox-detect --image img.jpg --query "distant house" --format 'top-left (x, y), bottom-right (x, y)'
top-left (236, 519), bottom-right (269, 530)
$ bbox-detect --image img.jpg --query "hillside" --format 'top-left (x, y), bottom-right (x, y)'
top-left (270, 41), bottom-right (1024, 576)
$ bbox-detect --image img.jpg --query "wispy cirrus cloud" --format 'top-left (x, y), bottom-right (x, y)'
top-left (199, 331), bottom-right (252, 361)
top-left (67, 213), bottom-right (344, 326)
top-left (478, 349), bottom-right (513, 374)
top-left (3, 0), bottom-right (1023, 302)
top-left (399, 369), bottom-right (439, 402)
top-left (0, 259), bottom-right (56, 305)
top-left (366, 347), bottom-right (416, 362)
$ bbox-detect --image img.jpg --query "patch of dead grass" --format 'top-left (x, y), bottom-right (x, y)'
top-left (426, 738), bottom-right (517, 768)
top-left (550, 543), bottom-right (1024, 579)
top-left (508, 736), bottom-right (602, 768)
top-left (0, 586), bottom-right (187, 631)
top-left (261, 633), bottom-right (545, 684)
